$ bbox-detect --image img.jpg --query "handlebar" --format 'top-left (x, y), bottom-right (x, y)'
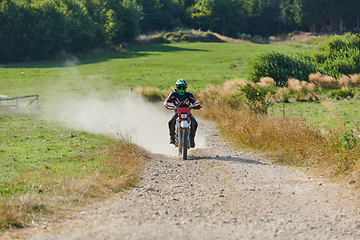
top-left (175, 105), bottom-right (201, 110)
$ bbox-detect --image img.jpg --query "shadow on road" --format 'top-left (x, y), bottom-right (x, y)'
top-left (187, 155), bottom-right (266, 165)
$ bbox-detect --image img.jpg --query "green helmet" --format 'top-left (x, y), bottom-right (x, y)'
top-left (175, 79), bottom-right (187, 95)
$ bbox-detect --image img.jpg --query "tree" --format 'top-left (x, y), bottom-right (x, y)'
top-left (188, 2), bottom-right (212, 30)
top-left (209, 0), bottom-right (247, 37)
top-left (137, 0), bottom-right (181, 32)
top-left (244, 0), bottom-right (282, 36)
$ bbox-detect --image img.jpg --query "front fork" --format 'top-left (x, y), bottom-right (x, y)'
top-left (176, 124), bottom-right (190, 149)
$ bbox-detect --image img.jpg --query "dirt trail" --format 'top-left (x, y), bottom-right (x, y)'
top-left (7, 121), bottom-right (360, 239)
top-left (212, 33), bottom-right (252, 44)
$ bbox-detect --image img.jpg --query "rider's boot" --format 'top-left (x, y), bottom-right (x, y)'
top-left (190, 136), bottom-right (195, 148)
top-left (170, 135), bottom-right (176, 145)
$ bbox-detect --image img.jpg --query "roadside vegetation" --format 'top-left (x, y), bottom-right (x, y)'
top-left (249, 33), bottom-right (360, 83)
top-left (196, 80), bottom-right (360, 178)
top-left (1, 32), bottom-right (360, 231)
top-left (0, 111), bottom-right (148, 229)
top-left (3, 0), bottom-right (359, 64)
top-left (138, 33), bottom-right (360, 184)
top-left (195, 34), bottom-right (360, 181)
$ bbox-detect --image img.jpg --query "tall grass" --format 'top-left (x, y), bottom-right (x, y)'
top-left (136, 86), bottom-right (167, 102)
top-left (0, 113), bottom-right (148, 229)
top-left (0, 140), bottom-right (147, 229)
top-left (195, 81), bottom-right (360, 179)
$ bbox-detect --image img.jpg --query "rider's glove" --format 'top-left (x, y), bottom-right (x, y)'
top-left (192, 101), bottom-right (201, 110)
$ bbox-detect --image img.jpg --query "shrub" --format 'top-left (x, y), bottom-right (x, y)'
top-left (328, 89), bottom-right (354, 99)
top-left (239, 83), bottom-right (275, 114)
top-left (314, 33), bottom-right (360, 78)
top-left (249, 52), bottom-right (318, 85)
top-left (237, 33), bottom-right (251, 41)
top-left (339, 131), bottom-right (358, 149)
top-left (252, 35), bottom-right (269, 44)
top-left (250, 33), bottom-right (360, 85)
top-left (197, 80), bottom-right (360, 179)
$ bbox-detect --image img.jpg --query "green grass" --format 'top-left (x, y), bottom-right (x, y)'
top-left (0, 110), bottom-right (146, 229)
top-left (269, 100), bottom-right (360, 132)
top-left (0, 40), bottom-right (355, 229)
top-left (1, 42), bottom-right (305, 108)
top-left (0, 111), bottom-right (112, 196)
top-left (0, 41), bottom-right (304, 197)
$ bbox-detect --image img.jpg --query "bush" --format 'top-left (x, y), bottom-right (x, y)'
top-left (313, 33), bottom-right (360, 78)
top-left (339, 131), bottom-right (358, 149)
top-left (250, 33), bottom-right (360, 85)
top-left (237, 33), bottom-right (251, 41)
top-left (252, 35), bottom-right (269, 44)
top-left (328, 89), bottom-right (354, 99)
top-left (249, 52), bottom-right (318, 85)
top-left (239, 83), bottom-right (275, 114)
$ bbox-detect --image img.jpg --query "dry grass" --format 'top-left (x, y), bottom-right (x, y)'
top-left (339, 75), bottom-right (351, 89)
top-left (136, 86), bottom-right (167, 102)
top-left (288, 78), bottom-right (303, 92)
top-left (257, 77), bottom-right (275, 87)
top-left (349, 74), bottom-right (360, 87)
top-left (274, 87), bottom-right (290, 102)
top-left (222, 79), bottom-right (247, 93)
top-left (340, 74), bottom-right (360, 89)
top-left (0, 140), bottom-right (148, 230)
top-left (309, 72), bottom-right (338, 89)
top-left (196, 80), bottom-right (360, 179)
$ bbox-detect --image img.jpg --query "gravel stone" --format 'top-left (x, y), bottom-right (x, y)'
top-left (23, 120), bottom-right (360, 240)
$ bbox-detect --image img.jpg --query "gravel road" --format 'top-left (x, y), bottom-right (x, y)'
top-left (15, 121), bottom-right (360, 239)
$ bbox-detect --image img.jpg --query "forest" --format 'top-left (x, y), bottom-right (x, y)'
top-left (1, 0), bottom-right (360, 63)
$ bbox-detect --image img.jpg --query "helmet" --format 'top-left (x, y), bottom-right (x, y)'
top-left (175, 79), bottom-right (187, 95)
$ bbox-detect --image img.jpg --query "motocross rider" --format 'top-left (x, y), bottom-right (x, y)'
top-left (164, 79), bottom-right (201, 148)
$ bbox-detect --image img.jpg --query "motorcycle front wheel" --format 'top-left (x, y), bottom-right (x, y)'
top-left (181, 128), bottom-right (188, 160)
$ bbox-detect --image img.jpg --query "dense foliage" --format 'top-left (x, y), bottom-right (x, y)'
top-left (0, 0), bottom-right (140, 63)
top-left (239, 83), bottom-right (275, 114)
top-left (1, 0), bottom-right (360, 63)
top-left (249, 52), bottom-right (318, 84)
top-left (249, 33), bottom-right (360, 84)
top-left (314, 33), bottom-right (360, 78)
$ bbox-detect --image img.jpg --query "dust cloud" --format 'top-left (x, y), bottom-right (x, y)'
top-left (56, 94), bottom-right (205, 156)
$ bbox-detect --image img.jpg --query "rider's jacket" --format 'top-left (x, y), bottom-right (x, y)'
top-left (164, 92), bottom-right (201, 110)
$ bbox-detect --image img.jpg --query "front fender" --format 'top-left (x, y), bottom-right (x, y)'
top-left (180, 121), bottom-right (190, 128)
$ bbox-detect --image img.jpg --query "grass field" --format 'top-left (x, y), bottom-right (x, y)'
top-left (0, 40), bottom-right (358, 229)
top-left (1, 42), bottom-right (305, 108)
top-left (270, 100), bottom-right (360, 132)
top-left (0, 111), bottom-right (110, 196)
top-left (0, 109), bottom-right (147, 228)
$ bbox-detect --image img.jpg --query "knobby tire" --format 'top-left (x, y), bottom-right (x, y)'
top-left (182, 129), bottom-right (188, 160)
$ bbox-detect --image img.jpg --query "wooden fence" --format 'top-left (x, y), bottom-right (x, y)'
top-left (0, 95), bottom-right (39, 109)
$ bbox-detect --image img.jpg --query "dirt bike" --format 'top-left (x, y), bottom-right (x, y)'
top-left (174, 106), bottom-right (194, 160)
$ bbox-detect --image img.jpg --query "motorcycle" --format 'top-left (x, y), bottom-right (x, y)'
top-left (175, 106), bottom-right (194, 160)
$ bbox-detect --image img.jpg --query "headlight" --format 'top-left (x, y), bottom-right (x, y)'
top-left (181, 113), bottom-right (188, 119)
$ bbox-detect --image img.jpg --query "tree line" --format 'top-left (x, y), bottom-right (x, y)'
top-left (1, 0), bottom-right (360, 63)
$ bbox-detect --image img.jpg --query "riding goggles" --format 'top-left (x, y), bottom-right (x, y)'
top-left (177, 85), bottom-right (186, 90)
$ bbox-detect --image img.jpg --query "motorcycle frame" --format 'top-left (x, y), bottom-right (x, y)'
top-left (175, 107), bottom-right (191, 150)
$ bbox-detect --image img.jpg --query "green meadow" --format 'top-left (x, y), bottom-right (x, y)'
top-left (0, 111), bottom-right (111, 196)
top-left (270, 100), bottom-right (360, 132)
top-left (1, 42), bottom-right (305, 107)
top-left (0, 40), bottom-right (358, 228)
